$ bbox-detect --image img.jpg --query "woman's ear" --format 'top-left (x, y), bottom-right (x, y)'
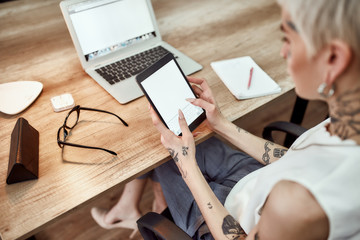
top-left (325, 40), bottom-right (352, 85)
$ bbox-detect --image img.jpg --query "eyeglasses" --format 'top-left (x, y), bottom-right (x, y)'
top-left (57, 105), bottom-right (128, 156)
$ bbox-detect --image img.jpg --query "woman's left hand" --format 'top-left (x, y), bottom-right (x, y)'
top-left (149, 105), bottom-right (197, 178)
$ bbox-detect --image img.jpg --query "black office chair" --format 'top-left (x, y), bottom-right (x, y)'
top-left (136, 121), bottom-right (307, 240)
top-left (137, 208), bottom-right (192, 240)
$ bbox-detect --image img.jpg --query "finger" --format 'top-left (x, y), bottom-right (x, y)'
top-left (192, 84), bottom-right (215, 106)
top-left (178, 109), bottom-right (191, 137)
top-left (192, 85), bottom-right (203, 97)
top-left (187, 77), bottom-right (211, 92)
top-left (186, 98), bottom-right (215, 114)
top-left (187, 76), bottom-right (203, 84)
top-left (192, 132), bottom-right (202, 138)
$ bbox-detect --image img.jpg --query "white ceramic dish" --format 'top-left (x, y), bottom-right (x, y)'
top-left (0, 81), bottom-right (43, 115)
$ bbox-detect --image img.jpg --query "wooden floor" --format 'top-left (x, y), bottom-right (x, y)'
top-left (34, 90), bottom-right (328, 240)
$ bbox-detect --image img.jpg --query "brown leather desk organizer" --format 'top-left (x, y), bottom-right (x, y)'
top-left (7, 117), bottom-right (39, 184)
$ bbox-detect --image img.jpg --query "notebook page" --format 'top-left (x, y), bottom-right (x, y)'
top-left (211, 56), bottom-right (281, 100)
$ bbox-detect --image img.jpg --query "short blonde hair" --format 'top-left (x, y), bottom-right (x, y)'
top-left (277, 0), bottom-right (360, 58)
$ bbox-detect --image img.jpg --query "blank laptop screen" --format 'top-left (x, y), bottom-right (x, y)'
top-left (68, 0), bottom-right (156, 61)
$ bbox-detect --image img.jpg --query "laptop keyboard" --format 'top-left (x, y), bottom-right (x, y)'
top-left (95, 46), bottom-right (172, 85)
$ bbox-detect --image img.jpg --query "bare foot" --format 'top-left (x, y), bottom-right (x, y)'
top-left (91, 207), bottom-right (139, 239)
top-left (103, 178), bottom-right (147, 224)
top-left (104, 202), bottom-right (142, 224)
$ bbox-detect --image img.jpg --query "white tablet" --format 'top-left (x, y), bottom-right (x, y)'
top-left (136, 53), bottom-right (206, 136)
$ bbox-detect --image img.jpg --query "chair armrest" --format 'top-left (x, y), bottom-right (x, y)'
top-left (262, 121), bottom-right (307, 143)
top-left (137, 212), bottom-right (192, 240)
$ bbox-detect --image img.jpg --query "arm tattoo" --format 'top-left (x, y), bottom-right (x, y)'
top-left (207, 202), bottom-right (213, 209)
top-left (273, 148), bottom-right (287, 158)
top-left (262, 141), bottom-right (273, 165)
top-left (167, 148), bottom-right (187, 178)
top-left (236, 126), bottom-right (249, 134)
top-left (236, 126), bottom-right (241, 133)
top-left (222, 215), bottom-right (244, 240)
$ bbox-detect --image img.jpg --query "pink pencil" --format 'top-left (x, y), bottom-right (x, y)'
top-left (247, 67), bottom-right (254, 89)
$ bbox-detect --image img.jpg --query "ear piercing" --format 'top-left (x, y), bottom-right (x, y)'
top-left (317, 82), bottom-right (335, 98)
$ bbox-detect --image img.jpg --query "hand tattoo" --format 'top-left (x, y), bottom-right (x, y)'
top-left (167, 148), bottom-right (187, 178)
top-left (167, 148), bottom-right (179, 162)
top-left (182, 146), bottom-right (189, 156)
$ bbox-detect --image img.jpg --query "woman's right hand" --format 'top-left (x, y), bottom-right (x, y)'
top-left (187, 77), bottom-right (228, 132)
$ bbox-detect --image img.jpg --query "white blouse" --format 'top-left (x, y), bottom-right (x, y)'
top-left (225, 119), bottom-right (360, 239)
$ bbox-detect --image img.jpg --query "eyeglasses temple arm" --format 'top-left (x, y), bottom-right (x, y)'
top-left (58, 141), bottom-right (117, 156)
top-left (79, 107), bottom-right (129, 126)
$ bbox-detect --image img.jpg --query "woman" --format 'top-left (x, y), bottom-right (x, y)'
top-left (149, 0), bottom-right (360, 239)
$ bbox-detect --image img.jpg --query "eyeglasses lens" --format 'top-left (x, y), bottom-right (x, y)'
top-left (66, 110), bottom-right (79, 129)
top-left (58, 127), bottom-right (66, 147)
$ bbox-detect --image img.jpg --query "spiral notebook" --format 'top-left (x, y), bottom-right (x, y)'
top-left (211, 56), bottom-right (281, 100)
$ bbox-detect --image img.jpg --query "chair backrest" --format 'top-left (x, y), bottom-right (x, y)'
top-left (137, 212), bottom-right (192, 240)
top-left (262, 121), bottom-right (307, 148)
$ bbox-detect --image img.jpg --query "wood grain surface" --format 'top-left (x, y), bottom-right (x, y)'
top-left (0, 0), bottom-right (293, 239)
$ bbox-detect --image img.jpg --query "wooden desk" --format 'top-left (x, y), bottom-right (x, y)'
top-left (0, 0), bottom-right (293, 239)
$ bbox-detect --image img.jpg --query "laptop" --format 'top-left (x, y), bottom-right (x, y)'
top-left (60, 0), bottom-right (202, 104)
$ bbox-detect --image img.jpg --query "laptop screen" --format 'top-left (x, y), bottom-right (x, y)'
top-left (68, 0), bottom-right (156, 61)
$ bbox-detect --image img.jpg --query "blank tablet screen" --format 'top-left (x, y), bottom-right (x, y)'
top-left (137, 55), bottom-right (205, 135)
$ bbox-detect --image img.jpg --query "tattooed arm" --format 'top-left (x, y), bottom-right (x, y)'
top-left (168, 145), bottom-right (245, 240)
top-left (183, 159), bottom-right (246, 240)
top-left (216, 120), bottom-right (288, 165)
top-left (150, 107), bottom-right (245, 240)
top-left (187, 77), bottom-right (288, 165)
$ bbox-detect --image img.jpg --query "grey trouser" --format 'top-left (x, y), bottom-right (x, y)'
top-left (153, 137), bottom-right (263, 239)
